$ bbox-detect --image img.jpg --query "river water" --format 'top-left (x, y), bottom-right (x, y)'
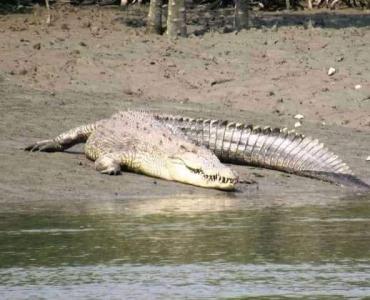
top-left (1, 193), bottom-right (370, 299)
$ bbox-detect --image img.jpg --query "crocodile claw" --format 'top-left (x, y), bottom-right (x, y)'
top-left (101, 168), bottom-right (121, 175)
top-left (24, 140), bottom-right (62, 152)
top-left (95, 154), bottom-right (121, 175)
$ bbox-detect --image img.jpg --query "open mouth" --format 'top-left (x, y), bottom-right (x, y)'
top-left (188, 167), bottom-right (238, 185)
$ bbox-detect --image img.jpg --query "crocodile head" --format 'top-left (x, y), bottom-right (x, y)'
top-left (89, 111), bottom-right (238, 190)
top-left (164, 150), bottom-right (238, 190)
top-left (136, 145), bottom-right (238, 190)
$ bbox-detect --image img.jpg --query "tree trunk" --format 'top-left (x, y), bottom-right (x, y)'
top-left (234, 0), bottom-right (250, 31)
top-left (166, 0), bottom-right (187, 37)
top-left (147, 0), bottom-right (163, 34)
top-left (285, 0), bottom-right (291, 10)
top-left (307, 0), bottom-right (313, 9)
top-left (45, 0), bottom-right (51, 24)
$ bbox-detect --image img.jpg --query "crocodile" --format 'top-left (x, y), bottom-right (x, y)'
top-left (25, 111), bottom-right (238, 190)
top-left (25, 110), bottom-right (370, 190)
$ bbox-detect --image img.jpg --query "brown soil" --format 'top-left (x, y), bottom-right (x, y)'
top-left (0, 5), bottom-right (369, 211)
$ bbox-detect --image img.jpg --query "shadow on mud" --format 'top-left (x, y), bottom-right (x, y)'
top-left (0, 4), bottom-right (32, 14)
top-left (189, 8), bottom-right (370, 34)
top-left (115, 5), bottom-right (370, 36)
top-left (255, 11), bottom-right (370, 28)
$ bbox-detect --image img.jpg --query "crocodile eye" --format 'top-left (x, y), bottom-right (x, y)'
top-left (186, 166), bottom-right (202, 174)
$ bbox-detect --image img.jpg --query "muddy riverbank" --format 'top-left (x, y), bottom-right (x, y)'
top-left (0, 6), bottom-right (370, 208)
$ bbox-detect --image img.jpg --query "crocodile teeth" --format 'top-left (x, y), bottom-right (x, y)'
top-left (203, 173), bottom-right (236, 184)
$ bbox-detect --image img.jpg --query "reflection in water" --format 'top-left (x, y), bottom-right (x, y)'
top-left (2, 263), bottom-right (370, 299)
top-left (1, 194), bottom-right (370, 298)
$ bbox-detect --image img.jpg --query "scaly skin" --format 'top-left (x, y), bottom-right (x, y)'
top-left (25, 110), bottom-right (370, 190)
top-left (25, 111), bottom-right (237, 190)
top-left (154, 113), bottom-right (369, 189)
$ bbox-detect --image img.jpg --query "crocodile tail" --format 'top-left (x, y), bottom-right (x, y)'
top-left (299, 171), bottom-right (370, 190)
top-left (156, 115), bottom-right (369, 189)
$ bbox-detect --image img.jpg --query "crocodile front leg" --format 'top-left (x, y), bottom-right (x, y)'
top-left (94, 153), bottom-right (122, 175)
top-left (25, 122), bottom-right (98, 152)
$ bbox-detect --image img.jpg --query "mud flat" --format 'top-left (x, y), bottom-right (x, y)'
top-left (0, 6), bottom-right (369, 211)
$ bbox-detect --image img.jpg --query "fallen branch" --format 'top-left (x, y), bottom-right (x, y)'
top-left (210, 78), bottom-right (234, 86)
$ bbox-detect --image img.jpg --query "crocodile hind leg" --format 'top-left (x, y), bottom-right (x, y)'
top-left (25, 123), bottom-right (98, 152)
top-left (94, 153), bottom-right (121, 175)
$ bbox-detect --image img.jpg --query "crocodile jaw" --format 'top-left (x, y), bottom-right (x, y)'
top-left (132, 155), bottom-right (237, 190)
top-left (165, 158), bottom-right (238, 190)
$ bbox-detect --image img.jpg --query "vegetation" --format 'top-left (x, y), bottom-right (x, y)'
top-left (1, 0), bottom-right (370, 37)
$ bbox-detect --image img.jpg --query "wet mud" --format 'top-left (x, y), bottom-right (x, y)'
top-left (0, 6), bottom-right (369, 212)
